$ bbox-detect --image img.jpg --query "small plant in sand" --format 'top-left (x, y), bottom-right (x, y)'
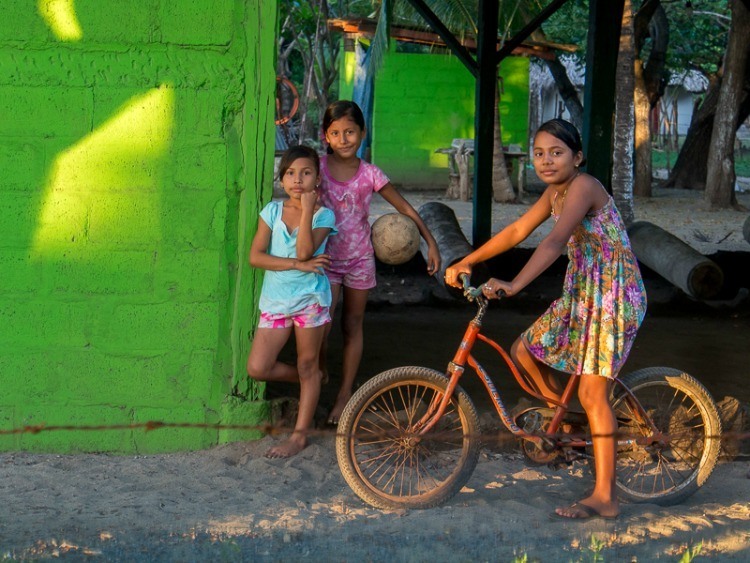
top-left (678, 541), bottom-right (703, 563)
top-left (587, 534), bottom-right (605, 562)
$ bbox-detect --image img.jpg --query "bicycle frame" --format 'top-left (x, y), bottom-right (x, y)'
top-left (417, 289), bottom-right (658, 450)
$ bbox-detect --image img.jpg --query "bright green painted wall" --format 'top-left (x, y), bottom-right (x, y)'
top-left (367, 50), bottom-right (529, 188)
top-left (0, 0), bottom-right (277, 453)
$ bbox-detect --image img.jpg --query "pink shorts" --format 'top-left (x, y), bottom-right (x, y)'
top-left (258, 303), bottom-right (331, 329)
top-left (327, 255), bottom-right (377, 290)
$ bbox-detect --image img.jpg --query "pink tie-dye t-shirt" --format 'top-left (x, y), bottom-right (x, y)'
top-left (318, 155), bottom-right (390, 261)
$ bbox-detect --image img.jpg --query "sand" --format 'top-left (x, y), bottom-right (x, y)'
top-left (1, 438), bottom-right (748, 561)
top-left (2, 186), bottom-right (749, 561)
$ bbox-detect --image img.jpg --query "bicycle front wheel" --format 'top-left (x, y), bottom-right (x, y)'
top-left (336, 366), bottom-right (481, 510)
top-left (613, 367), bottom-right (722, 505)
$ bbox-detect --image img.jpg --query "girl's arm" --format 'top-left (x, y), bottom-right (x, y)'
top-left (378, 184), bottom-right (442, 275)
top-left (493, 178), bottom-right (598, 296)
top-left (446, 188), bottom-right (554, 287)
top-left (250, 220), bottom-right (331, 274)
top-left (295, 191), bottom-right (329, 261)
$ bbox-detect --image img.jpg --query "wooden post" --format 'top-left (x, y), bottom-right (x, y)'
top-left (472, 0), bottom-right (499, 247)
top-left (582, 0), bottom-right (625, 192)
top-left (628, 221), bottom-right (724, 300)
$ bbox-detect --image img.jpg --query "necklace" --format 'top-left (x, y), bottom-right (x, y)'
top-left (552, 170), bottom-right (580, 216)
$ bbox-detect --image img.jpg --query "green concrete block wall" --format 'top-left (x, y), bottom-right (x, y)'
top-left (0, 1), bottom-right (277, 453)
top-left (368, 50), bottom-right (529, 188)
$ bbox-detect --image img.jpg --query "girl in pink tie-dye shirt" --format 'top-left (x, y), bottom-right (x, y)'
top-left (319, 100), bottom-right (441, 425)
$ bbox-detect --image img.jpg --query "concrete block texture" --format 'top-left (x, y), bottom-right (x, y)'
top-left (0, 1), bottom-right (277, 453)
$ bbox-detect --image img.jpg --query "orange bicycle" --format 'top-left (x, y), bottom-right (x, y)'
top-left (336, 276), bottom-right (722, 510)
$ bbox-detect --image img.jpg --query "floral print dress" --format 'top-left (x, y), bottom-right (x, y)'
top-left (523, 197), bottom-right (647, 379)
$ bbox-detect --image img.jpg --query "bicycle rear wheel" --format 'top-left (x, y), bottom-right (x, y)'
top-left (612, 367), bottom-right (722, 505)
top-left (336, 366), bottom-right (480, 510)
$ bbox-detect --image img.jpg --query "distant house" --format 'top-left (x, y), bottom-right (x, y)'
top-left (529, 56), bottom-right (710, 139)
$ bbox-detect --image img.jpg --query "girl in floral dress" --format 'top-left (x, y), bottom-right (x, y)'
top-left (445, 119), bottom-right (647, 520)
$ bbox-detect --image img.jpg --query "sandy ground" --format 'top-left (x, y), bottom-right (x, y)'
top-left (371, 182), bottom-right (750, 256)
top-left (2, 438), bottom-right (749, 561)
top-left (2, 186), bottom-right (750, 561)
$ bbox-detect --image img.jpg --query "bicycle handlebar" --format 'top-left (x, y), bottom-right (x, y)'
top-left (459, 273), bottom-right (505, 301)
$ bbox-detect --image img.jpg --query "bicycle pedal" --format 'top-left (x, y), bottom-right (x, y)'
top-left (563, 448), bottom-right (589, 463)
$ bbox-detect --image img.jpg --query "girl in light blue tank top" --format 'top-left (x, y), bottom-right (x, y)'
top-left (246, 146), bottom-right (337, 459)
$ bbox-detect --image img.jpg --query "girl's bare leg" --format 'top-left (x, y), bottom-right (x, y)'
top-left (265, 324), bottom-right (326, 458)
top-left (319, 283), bottom-right (342, 385)
top-left (511, 338), bottom-right (565, 406)
top-left (327, 286), bottom-right (368, 425)
top-left (555, 375), bottom-right (619, 519)
top-left (246, 327), bottom-right (297, 382)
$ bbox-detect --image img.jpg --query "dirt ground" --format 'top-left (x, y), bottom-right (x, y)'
top-left (2, 187), bottom-right (750, 561)
top-left (1, 438), bottom-right (748, 561)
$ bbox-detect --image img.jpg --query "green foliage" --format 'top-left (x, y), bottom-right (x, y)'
top-left (678, 541), bottom-right (703, 563)
top-left (587, 534), bottom-right (606, 563)
top-left (540, 0), bottom-right (591, 63)
top-left (540, 0), bottom-right (730, 79)
top-left (664, 0), bottom-right (729, 75)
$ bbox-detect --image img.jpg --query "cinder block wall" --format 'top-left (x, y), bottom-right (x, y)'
top-left (0, 1), bottom-right (276, 453)
top-left (372, 51), bottom-right (530, 189)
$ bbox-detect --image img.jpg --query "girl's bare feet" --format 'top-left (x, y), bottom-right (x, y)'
top-left (264, 432), bottom-right (307, 458)
top-left (326, 392), bottom-right (352, 426)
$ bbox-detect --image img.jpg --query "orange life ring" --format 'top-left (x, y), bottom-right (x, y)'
top-left (275, 76), bottom-right (299, 126)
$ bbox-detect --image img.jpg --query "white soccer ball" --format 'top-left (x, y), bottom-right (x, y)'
top-left (371, 213), bottom-right (420, 265)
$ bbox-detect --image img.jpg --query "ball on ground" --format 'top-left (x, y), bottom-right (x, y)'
top-left (371, 213), bottom-right (420, 265)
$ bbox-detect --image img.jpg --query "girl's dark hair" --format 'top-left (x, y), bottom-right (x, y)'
top-left (322, 100), bottom-right (366, 132)
top-left (536, 119), bottom-right (587, 166)
top-left (277, 145), bottom-right (320, 180)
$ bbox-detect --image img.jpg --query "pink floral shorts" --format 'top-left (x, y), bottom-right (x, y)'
top-left (327, 255), bottom-right (377, 290)
top-left (258, 303), bottom-right (331, 329)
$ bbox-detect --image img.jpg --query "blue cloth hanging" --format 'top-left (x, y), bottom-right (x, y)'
top-left (353, 40), bottom-right (374, 160)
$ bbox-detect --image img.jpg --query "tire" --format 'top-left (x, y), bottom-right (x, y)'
top-left (612, 367), bottom-right (722, 506)
top-left (335, 366), bottom-right (481, 510)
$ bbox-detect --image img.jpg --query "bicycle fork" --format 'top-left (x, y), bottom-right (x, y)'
top-left (413, 318), bottom-right (481, 436)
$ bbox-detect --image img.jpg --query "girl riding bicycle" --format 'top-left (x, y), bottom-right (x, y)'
top-left (445, 119), bottom-right (647, 520)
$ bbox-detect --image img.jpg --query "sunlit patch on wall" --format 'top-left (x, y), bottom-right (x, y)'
top-left (32, 86), bottom-right (176, 259)
top-left (38, 0), bottom-right (83, 42)
top-left (344, 50), bottom-right (356, 86)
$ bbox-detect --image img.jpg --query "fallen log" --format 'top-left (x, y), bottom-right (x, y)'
top-left (743, 214), bottom-right (750, 246)
top-left (628, 221), bottom-right (724, 300)
top-left (417, 202), bottom-right (488, 294)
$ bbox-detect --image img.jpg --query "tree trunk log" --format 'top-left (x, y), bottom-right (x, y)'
top-left (664, 54), bottom-right (750, 191)
top-left (543, 56), bottom-right (584, 130)
top-left (417, 202), bottom-right (489, 294)
top-left (628, 221), bottom-right (724, 300)
top-left (492, 83), bottom-right (515, 203)
top-left (743, 214), bottom-right (750, 245)
top-left (704, 0), bottom-right (750, 209)
top-left (612, 0), bottom-right (636, 224)
top-left (456, 147), bottom-right (471, 202)
top-left (633, 0), bottom-right (669, 198)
